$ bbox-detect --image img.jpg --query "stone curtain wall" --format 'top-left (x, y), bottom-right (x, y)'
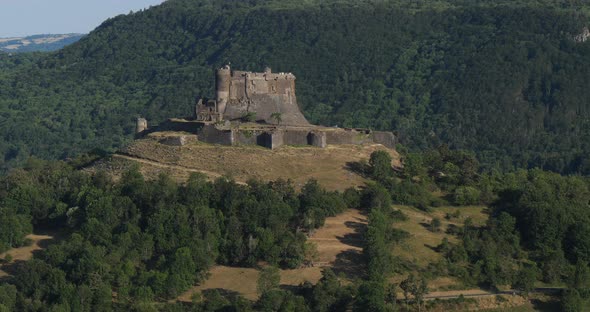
top-left (372, 131), bottom-right (396, 149)
top-left (199, 125), bottom-right (234, 146)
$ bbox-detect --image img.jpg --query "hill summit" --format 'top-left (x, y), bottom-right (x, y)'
top-left (1, 0), bottom-right (590, 174)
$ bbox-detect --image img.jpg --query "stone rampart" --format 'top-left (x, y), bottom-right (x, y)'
top-left (308, 131), bottom-right (327, 148)
top-left (282, 129), bottom-right (311, 146)
top-left (234, 129), bottom-right (264, 146)
top-left (372, 131), bottom-right (396, 149)
top-left (159, 135), bottom-right (198, 146)
top-left (199, 125), bottom-right (233, 146)
top-left (155, 119), bottom-right (202, 134)
top-left (325, 129), bottom-right (372, 145)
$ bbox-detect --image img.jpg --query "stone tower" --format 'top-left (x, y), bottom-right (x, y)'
top-left (215, 65), bottom-right (231, 116)
top-left (216, 66), bottom-right (309, 125)
top-left (136, 117), bottom-right (148, 133)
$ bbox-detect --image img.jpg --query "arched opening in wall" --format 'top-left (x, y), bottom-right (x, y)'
top-left (257, 132), bottom-right (272, 148)
top-left (306, 132), bottom-right (315, 146)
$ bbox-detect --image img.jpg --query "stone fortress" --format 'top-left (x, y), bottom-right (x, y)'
top-left (136, 65), bottom-right (396, 150)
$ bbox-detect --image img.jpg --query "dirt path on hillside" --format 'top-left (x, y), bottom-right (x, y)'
top-left (113, 153), bottom-right (225, 178)
top-left (110, 140), bottom-right (400, 191)
top-left (112, 153), bottom-right (247, 185)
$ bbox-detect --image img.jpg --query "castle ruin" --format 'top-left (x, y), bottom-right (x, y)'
top-left (137, 65), bottom-right (396, 150)
top-left (197, 65), bottom-right (309, 125)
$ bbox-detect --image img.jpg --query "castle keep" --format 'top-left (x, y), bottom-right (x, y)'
top-left (198, 65), bottom-right (309, 125)
top-left (137, 65), bottom-right (396, 150)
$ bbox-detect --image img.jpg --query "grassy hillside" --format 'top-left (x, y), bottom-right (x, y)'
top-left (89, 134), bottom-right (400, 191)
top-left (1, 0), bottom-right (590, 173)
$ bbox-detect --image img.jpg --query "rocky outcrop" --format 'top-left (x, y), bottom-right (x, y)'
top-left (574, 27), bottom-right (590, 43)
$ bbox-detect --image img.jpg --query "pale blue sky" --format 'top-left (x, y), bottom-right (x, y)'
top-left (0, 0), bottom-right (166, 38)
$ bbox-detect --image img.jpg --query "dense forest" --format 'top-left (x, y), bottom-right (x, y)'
top-left (1, 146), bottom-right (590, 310)
top-left (1, 0), bottom-right (590, 174)
top-left (0, 158), bottom-right (354, 310)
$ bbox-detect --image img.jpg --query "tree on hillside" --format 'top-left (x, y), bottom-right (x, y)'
top-left (369, 151), bottom-right (393, 183)
top-left (353, 281), bottom-right (386, 312)
top-left (400, 274), bottom-right (429, 311)
top-left (400, 273), bottom-right (416, 309)
top-left (512, 264), bottom-right (539, 298)
top-left (416, 277), bottom-right (429, 311)
top-left (430, 217), bottom-right (442, 233)
top-left (562, 289), bottom-right (584, 312)
top-left (385, 283), bottom-right (397, 310)
top-left (257, 266), bottom-right (281, 296)
top-left (568, 261), bottom-right (590, 291)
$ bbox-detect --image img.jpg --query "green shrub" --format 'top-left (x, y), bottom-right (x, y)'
top-left (452, 186), bottom-right (481, 205)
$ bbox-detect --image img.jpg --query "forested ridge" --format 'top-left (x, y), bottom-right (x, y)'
top-left (1, 0), bottom-right (590, 173)
top-left (2, 146), bottom-right (590, 310)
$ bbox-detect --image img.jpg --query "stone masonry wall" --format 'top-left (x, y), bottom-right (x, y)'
top-left (234, 130), bottom-right (263, 146)
top-left (372, 131), bottom-right (396, 149)
top-left (282, 129), bottom-right (311, 146)
top-left (325, 129), bottom-right (373, 145)
top-left (155, 119), bottom-right (202, 134)
top-left (309, 131), bottom-right (327, 148)
top-left (159, 135), bottom-right (198, 146)
top-left (199, 125), bottom-right (233, 146)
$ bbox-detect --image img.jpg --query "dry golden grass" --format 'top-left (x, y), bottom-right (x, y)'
top-left (91, 139), bottom-right (399, 191)
top-left (0, 233), bottom-right (58, 277)
top-left (392, 205), bottom-right (452, 268)
top-left (390, 205), bottom-right (488, 291)
top-left (176, 204), bottom-right (489, 301)
top-left (432, 206), bottom-right (489, 227)
top-left (177, 209), bottom-right (366, 302)
top-left (428, 276), bottom-right (465, 290)
top-left (177, 266), bottom-right (261, 301)
top-left (308, 209), bottom-right (366, 263)
top-left (392, 205), bottom-right (488, 264)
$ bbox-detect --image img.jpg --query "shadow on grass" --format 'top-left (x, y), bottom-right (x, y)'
top-left (344, 161), bottom-right (370, 178)
top-left (201, 288), bottom-right (243, 301)
top-left (336, 220), bottom-right (366, 248)
top-left (332, 249), bottom-right (365, 280)
top-left (424, 243), bottom-right (441, 253)
top-left (0, 259), bottom-right (28, 283)
top-left (530, 297), bottom-right (561, 312)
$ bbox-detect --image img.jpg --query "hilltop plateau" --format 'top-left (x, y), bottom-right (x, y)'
top-left (90, 136), bottom-right (400, 191)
